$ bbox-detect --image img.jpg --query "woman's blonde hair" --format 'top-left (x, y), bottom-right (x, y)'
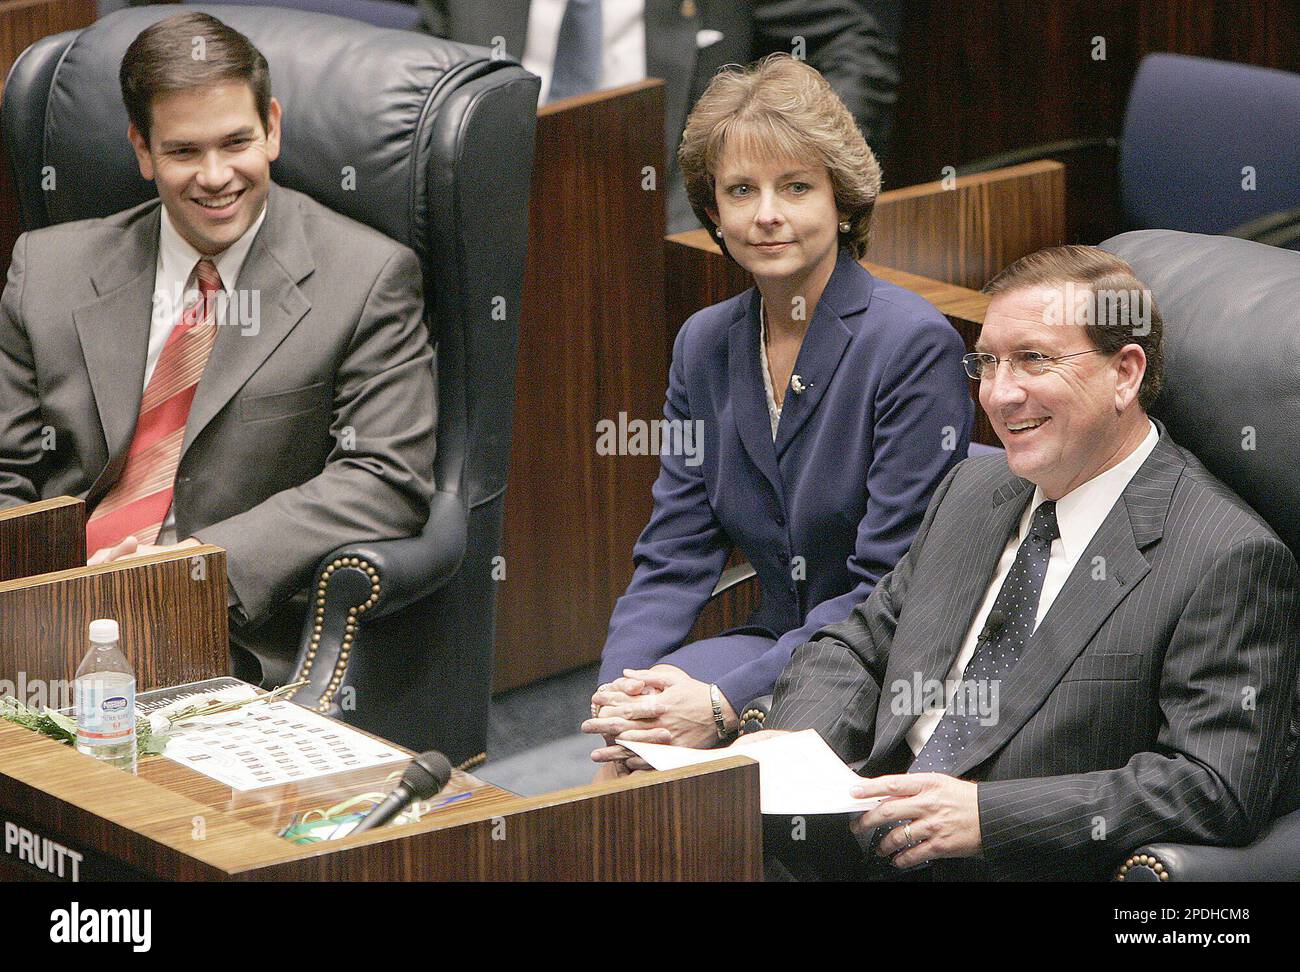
top-left (678, 53), bottom-right (882, 260)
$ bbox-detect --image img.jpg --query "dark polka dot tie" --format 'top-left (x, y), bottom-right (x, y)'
top-left (910, 500), bottom-right (1060, 775)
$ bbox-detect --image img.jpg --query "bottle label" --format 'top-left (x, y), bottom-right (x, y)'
top-left (75, 678), bottom-right (136, 746)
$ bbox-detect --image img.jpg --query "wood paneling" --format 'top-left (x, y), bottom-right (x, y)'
top-left (0, 720), bottom-right (763, 881)
top-left (0, 545), bottom-right (230, 692)
top-left (887, 0), bottom-right (1300, 245)
top-left (496, 81), bottom-right (668, 692)
top-left (0, 495), bottom-right (84, 582)
top-left (868, 160), bottom-right (1066, 290)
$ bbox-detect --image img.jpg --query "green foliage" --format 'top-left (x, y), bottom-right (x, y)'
top-left (0, 695), bottom-right (166, 756)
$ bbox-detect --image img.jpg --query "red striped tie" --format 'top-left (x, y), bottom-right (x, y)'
top-left (86, 259), bottom-right (222, 554)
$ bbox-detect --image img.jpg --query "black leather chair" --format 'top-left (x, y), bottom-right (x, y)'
top-left (2, 5), bottom-right (539, 767)
top-left (1100, 229), bottom-right (1300, 881)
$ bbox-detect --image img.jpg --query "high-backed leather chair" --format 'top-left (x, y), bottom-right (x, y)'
top-left (2, 4), bottom-right (539, 767)
top-left (1100, 229), bottom-right (1300, 880)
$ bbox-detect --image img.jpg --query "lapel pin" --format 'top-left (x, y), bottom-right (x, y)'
top-left (790, 374), bottom-right (807, 395)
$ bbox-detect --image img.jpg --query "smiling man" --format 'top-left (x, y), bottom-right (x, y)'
top-left (0, 13), bottom-right (435, 676)
top-left (746, 245), bottom-right (1298, 881)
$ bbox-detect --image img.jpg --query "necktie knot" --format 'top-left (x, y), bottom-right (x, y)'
top-left (1030, 500), bottom-right (1060, 545)
top-left (194, 258), bottom-right (222, 297)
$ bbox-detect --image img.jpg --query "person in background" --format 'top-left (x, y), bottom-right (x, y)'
top-left (582, 54), bottom-right (972, 776)
top-left (415, 0), bottom-right (900, 233)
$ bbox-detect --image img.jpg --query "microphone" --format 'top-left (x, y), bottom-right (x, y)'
top-left (350, 750), bottom-right (452, 835)
top-left (978, 610), bottom-right (1006, 643)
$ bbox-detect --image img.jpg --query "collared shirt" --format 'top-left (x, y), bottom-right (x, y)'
top-left (149, 201), bottom-right (268, 387)
top-left (522, 0), bottom-right (647, 104)
top-left (907, 420), bottom-right (1160, 755)
top-left (151, 200), bottom-right (268, 542)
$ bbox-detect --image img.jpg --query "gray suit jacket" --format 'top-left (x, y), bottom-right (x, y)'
top-left (417, 0), bottom-right (899, 232)
top-left (768, 426), bottom-right (1300, 880)
top-left (0, 183), bottom-right (437, 624)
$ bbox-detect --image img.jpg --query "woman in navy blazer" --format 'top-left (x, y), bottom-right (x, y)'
top-left (584, 56), bottom-right (973, 771)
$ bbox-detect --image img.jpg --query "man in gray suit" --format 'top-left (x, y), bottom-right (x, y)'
top-left (0, 14), bottom-right (435, 644)
top-left (743, 245), bottom-right (1298, 880)
top-left (416, 0), bottom-right (899, 233)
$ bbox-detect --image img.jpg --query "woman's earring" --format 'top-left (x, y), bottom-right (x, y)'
top-left (839, 220), bottom-right (851, 233)
top-left (715, 227), bottom-right (723, 238)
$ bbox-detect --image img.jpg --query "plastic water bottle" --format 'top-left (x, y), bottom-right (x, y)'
top-left (75, 619), bottom-right (137, 774)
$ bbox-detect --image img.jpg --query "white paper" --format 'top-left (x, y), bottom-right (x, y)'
top-left (620, 730), bottom-right (882, 815)
top-left (157, 687), bottom-right (408, 791)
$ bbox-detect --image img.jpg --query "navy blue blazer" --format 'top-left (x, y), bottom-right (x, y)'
top-left (598, 250), bottom-right (973, 709)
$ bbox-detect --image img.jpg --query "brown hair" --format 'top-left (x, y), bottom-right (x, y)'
top-left (120, 12), bottom-right (271, 145)
top-left (678, 54), bottom-right (881, 260)
top-left (983, 245), bottom-right (1165, 410)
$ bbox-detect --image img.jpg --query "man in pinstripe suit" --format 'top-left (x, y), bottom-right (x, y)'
top-left (747, 246), bottom-right (1299, 881)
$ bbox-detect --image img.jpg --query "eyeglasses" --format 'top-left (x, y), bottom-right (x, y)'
top-left (962, 348), bottom-right (1108, 380)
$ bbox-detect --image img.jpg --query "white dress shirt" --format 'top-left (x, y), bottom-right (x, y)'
top-left (150, 201), bottom-right (268, 542)
top-left (758, 298), bottom-right (782, 440)
top-left (907, 420), bottom-right (1160, 755)
top-left (522, 0), bottom-right (646, 104)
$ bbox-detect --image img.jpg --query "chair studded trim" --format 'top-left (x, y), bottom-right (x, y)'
top-left (294, 557), bottom-right (382, 712)
top-left (456, 752), bottom-right (486, 772)
top-left (1115, 853), bottom-right (1171, 881)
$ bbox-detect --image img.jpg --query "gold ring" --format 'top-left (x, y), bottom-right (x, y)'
top-left (903, 823), bottom-right (914, 845)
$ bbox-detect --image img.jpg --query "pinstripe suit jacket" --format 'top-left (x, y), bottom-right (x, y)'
top-left (767, 425), bottom-right (1300, 880)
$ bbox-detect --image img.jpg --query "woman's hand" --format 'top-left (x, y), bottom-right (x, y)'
top-left (587, 674), bottom-right (658, 718)
top-left (582, 665), bottom-right (737, 750)
top-left (589, 726), bottom-right (670, 773)
top-left (583, 675), bottom-right (670, 773)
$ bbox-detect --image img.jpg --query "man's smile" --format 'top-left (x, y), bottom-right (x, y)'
top-left (1004, 416), bottom-right (1051, 437)
top-left (191, 188), bottom-right (244, 217)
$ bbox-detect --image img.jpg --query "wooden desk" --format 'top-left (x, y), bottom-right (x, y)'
top-left (0, 718), bottom-right (762, 881)
top-left (0, 545), bottom-right (230, 692)
top-left (0, 495), bottom-right (85, 582)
